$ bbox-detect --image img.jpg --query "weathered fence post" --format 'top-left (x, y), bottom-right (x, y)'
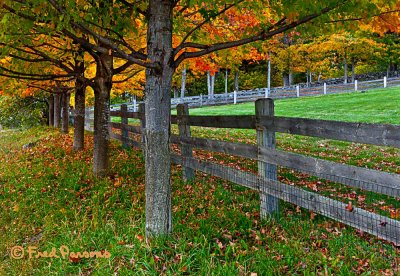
top-left (296, 85), bottom-right (300, 97)
top-left (384, 76), bottom-right (387, 88)
top-left (265, 88), bottom-right (269, 98)
top-left (324, 83), bottom-right (327, 95)
top-left (200, 94), bottom-right (203, 107)
top-left (355, 80), bottom-right (358, 91)
top-left (255, 99), bottom-right (279, 218)
top-left (177, 103), bottom-right (195, 182)
top-left (121, 104), bottom-right (129, 148)
top-left (138, 103), bottom-right (146, 152)
top-left (234, 91), bottom-right (237, 104)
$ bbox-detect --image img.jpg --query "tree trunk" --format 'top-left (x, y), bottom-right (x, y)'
top-left (73, 79), bottom-right (86, 151)
top-left (289, 70), bottom-right (293, 86)
top-left (49, 95), bottom-right (54, 127)
top-left (173, 87), bottom-right (178, 98)
top-left (344, 57), bottom-right (348, 84)
top-left (351, 58), bottom-right (355, 83)
top-left (145, 0), bottom-right (174, 237)
top-left (283, 73), bottom-right (290, 87)
top-left (93, 49), bottom-right (113, 177)
top-left (306, 71), bottom-right (309, 87)
top-left (53, 93), bottom-right (61, 128)
top-left (180, 67), bottom-right (186, 99)
top-left (61, 93), bottom-right (70, 134)
top-left (234, 71), bottom-right (239, 91)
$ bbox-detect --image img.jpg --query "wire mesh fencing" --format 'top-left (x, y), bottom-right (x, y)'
top-left (92, 97), bottom-right (400, 246)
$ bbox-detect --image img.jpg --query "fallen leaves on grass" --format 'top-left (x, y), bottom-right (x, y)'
top-left (345, 202), bottom-right (354, 212)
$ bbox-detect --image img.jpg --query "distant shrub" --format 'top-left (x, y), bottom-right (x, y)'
top-left (0, 96), bottom-right (47, 129)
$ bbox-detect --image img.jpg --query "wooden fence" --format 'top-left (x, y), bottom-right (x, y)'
top-left (104, 99), bottom-right (400, 245)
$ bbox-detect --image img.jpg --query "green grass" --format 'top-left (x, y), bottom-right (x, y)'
top-left (182, 87), bottom-right (400, 124)
top-left (1, 87), bottom-right (399, 274)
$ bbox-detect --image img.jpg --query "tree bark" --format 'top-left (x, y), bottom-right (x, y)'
top-left (306, 71), bottom-right (309, 87)
top-left (344, 57), bottom-right (348, 84)
top-left (48, 95), bottom-right (54, 127)
top-left (53, 93), bottom-right (61, 128)
top-left (61, 93), bottom-right (70, 134)
top-left (351, 58), bottom-right (355, 83)
top-left (283, 73), bottom-right (290, 87)
top-left (145, 0), bottom-right (174, 237)
top-left (93, 49), bottom-right (113, 177)
top-left (73, 79), bottom-right (86, 151)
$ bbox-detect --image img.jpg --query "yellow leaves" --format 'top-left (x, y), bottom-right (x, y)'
top-left (12, 205), bottom-right (19, 212)
top-left (390, 209), bottom-right (400, 219)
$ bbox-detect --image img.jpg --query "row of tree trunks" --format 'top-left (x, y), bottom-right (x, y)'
top-left (47, 85), bottom-right (85, 151)
top-left (48, 92), bottom-right (71, 132)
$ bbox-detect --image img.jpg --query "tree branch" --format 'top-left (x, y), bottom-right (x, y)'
top-left (174, 3), bottom-right (341, 67)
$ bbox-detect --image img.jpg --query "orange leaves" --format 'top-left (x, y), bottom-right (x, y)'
top-left (345, 202), bottom-right (354, 212)
top-left (390, 209), bottom-right (400, 219)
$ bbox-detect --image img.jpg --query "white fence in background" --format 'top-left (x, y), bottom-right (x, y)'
top-left (84, 76), bottom-right (400, 116)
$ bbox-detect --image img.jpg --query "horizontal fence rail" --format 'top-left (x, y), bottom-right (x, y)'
top-left (86, 99), bottom-right (400, 245)
top-left (171, 154), bottom-right (400, 244)
top-left (169, 135), bottom-right (400, 198)
top-left (171, 115), bottom-right (400, 148)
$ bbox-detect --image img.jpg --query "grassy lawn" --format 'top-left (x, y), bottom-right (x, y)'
top-left (0, 88), bottom-right (399, 274)
top-left (183, 87), bottom-right (400, 124)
